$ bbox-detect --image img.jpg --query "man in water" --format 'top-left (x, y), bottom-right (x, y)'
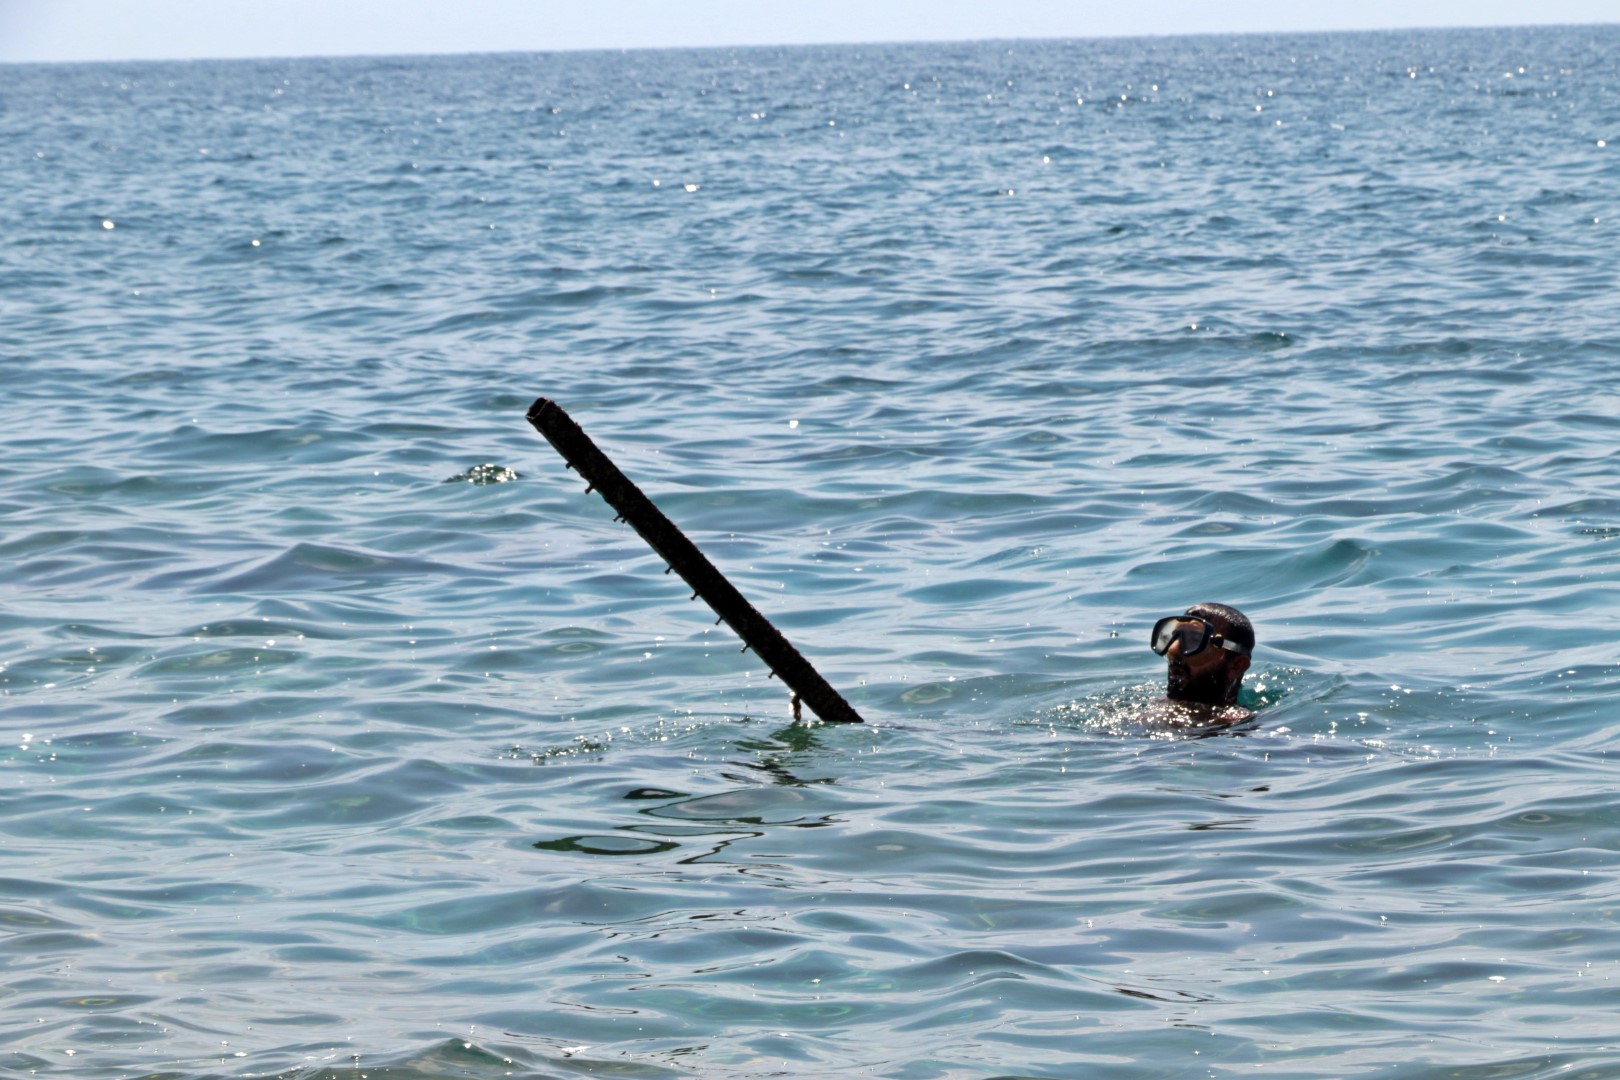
top-left (1150, 602), bottom-right (1255, 723)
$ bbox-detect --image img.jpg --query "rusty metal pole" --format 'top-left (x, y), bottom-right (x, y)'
top-left (526, 397), bottom-right (865, 725)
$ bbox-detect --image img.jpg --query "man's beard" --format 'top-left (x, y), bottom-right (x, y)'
top-left (1168, 660), bottom-right (1227, 704)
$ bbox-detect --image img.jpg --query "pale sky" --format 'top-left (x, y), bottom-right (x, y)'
top-left (1, 0), bottom-right (1615, 64)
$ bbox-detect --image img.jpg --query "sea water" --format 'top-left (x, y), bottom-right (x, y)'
top-left (2, 26), bottom-right (1619, 1079)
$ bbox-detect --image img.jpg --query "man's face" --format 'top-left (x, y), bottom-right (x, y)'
top-left (1160, 614), bottom-right (1248, 704)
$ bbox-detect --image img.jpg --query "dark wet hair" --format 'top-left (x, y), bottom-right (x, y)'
top-left (1186, 602), bottom-right (1255, 654)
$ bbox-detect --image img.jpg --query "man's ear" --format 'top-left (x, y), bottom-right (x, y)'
top-left (1230, 655), bottom-right (1251, 679)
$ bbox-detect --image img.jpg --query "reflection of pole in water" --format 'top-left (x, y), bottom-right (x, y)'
top-left (526, 397), bottom-right (866, 726)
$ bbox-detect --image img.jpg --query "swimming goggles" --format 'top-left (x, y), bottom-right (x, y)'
top-left (1150, 615), bottom-right (1251, 658)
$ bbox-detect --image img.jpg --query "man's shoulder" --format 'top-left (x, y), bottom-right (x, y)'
top-left (1139, 698), bottom-right (1254, 731)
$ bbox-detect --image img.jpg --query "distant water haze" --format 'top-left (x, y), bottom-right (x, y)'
top-left (2, 27), bottom-right (1619, 1078)
top-left (2, 0), bottom-right (1619, 62)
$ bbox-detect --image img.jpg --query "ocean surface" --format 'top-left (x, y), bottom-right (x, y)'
top-left (3, 25), bottom-right (1619, 1079)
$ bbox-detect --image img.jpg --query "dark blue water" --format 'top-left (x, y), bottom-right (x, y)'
top-left (3, 26), bottom-right (1619, 1078)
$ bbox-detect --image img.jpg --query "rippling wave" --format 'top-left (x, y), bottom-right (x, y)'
top-left (3, 26), bottom-right (1620, 1079)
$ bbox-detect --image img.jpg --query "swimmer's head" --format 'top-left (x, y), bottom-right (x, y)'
top-left (1153, 603), bottom-right (1253, 706)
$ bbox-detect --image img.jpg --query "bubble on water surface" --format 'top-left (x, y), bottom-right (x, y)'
top-left (443, 463), bottom-right (520, 485)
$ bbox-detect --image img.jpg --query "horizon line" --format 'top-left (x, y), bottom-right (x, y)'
top-left (3, 20), bottom-right (1615, 69)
